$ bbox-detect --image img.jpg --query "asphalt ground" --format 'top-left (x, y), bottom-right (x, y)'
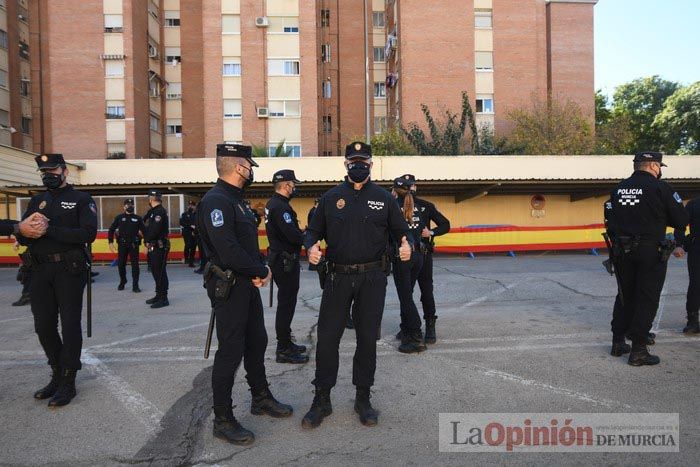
top-left (0, 253), bottom-right (698, 466)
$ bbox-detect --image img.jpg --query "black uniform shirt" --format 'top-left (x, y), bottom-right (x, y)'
top-left (265, 193), bottom-right (303, 254)
top-left (143, 204), bottom-right (169, 242)
top-left (395, 195), bottom-right (426, 245)
top-left (0, 219), bottom-right (18, 236)
top-left (674, 197), bottom-right (699, 250)
top-left (16, 185), bottom-right (98, 255)
top-left (180, 209), bottom-right (197, 236)
top-left (603, 199), bottom-right (617, 237)
top-left (414, 196), bottom-right (451, 245)
top-left (304, 180), bottom-right (411, 265)
top-left (198, 178), bottom-right (268, 278)
top-left (108, 213), bottom-right (145, 243)
top-left (307, 206), bottom-right (317, 227)
top-left (610, 171), bottom-right (688, 241)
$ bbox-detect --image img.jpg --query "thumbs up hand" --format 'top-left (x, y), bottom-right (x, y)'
top-left (399, 236), bottom-right (412, 262)
top-left (308, 241), bottom-right (322, 265)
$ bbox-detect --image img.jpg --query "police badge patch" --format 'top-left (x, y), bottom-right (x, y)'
top-left (336, 198), bottom-right (346, 210)
top-left (673, 192), bottom-right (683, 204)
top-left (211, 209), bottom-right (224, 227)
top-left (283, 212), bottom-right (293, 224)
top-left (39, 201), bottom-right (47, 210)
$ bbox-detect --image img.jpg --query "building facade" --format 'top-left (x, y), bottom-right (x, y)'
top-left (28, 0), bottom-right (595, 159)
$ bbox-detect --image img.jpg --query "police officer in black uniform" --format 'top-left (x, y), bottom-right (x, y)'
top-left (108, 198), bottom-right (145, 292)
top-left (673, 196), bottom-right (700, 334)
top-left (143, 190), bottom-right (170, 308)
top-left (307, 198), bottom-right (320, 227)
top-left (265, 169), bottom-right (309, 364)
top-left (199, 143), bottom-right (292, 446)
top-left (406, 175), bottom-right (451, 343)
top-left (391, 176), bottom-right (427, 353)
top-left (15, 154), bottom-right (97, 407)
top-left (302, 142), bottom-right (412, 429)
top-left (609, 151), bottom-right (688, 366)
top-left (180, 201), bottom-right (198, 267)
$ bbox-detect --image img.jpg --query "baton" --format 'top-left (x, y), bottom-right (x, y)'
top-left (269, 279), bottom-right (274, 308)
top-left (204, 308), bottom-right (215, 359)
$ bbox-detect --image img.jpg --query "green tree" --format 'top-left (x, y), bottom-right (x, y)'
top-left (611, 75), bottom-right (680, 152)
top-left (505, 97), bottom-right (594, 154)
top-left (653, 81), bottom-right (700, 154)
top-left (252, 140), bottom-right (293, 158)
top-left (369, 127), bottom-right (417, 156)
top-left (595, 89), bottom-right (611, 127)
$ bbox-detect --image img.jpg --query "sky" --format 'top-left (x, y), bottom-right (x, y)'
top-left (594, 0), bottom-right (700, 97)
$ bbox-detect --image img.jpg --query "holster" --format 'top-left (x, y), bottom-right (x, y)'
top-left (64, 249), bottom-right (88, 275)
top-left (317, 257), bottom-right (329, 289)
top-left (612, 236), bottom-right (639, 257)
top-left (203, 262), bottom-right (236, 300)
top-left (658, 239), bottom-right (676, 262)
top-left (280, 251), bottom-right (297, 273)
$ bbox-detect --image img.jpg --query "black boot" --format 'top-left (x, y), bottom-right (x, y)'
top-left (117, 281), bottom-right (126, 291)
top-left (213, 405), bottom-right (255, 445)
top-left (626, 332), bottom-right (655, 345)
top-left (424, 317), bottom-right (437, 344)
top-left (398, 330), bottom-right (427, 354)
top-left (354, 387), bottom-right (378, 427)
top-left (48, 369), bottom-right (77, 407)
top-left (276, 345), bottom-right (309, 364)
top-left (12, 293), bottom-right (30, 306)
top-left (628, 342), bottom-right (660, 366)
top-left (150, 296), bottom-right (170, 309)
top-left (610, 336), bottom-right (631, 357)
top-left (145, 295), bottom-right (159, 304)
top-left (301, 388), bottom-right (332, 429)
top-left (683, 314), bottom-right (699, 334)
top-left (250, 385), bottom-right (293, 418)
top-left (132, 282), bottom-right (141, 293)
top-left (395, 329), bottom-right (403, 340)
top-left (34, 365), bottom-right (61, 400)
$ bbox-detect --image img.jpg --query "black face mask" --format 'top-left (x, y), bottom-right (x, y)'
top-left (347, 162), bottom-right (371, 183)
top-left (657, 169), bottom-right (662, 180)
top-left (41, 172), bottom-right (64, 190)
top-left (289, 186), bottom-right (297, 199)
top-left (125, 205), bottom-right (135, 214)
top-left (188, 207), bottom-right (195, 212)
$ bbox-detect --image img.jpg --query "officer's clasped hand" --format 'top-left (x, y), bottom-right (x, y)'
top-left (308, 241), bottom-right (322, 265)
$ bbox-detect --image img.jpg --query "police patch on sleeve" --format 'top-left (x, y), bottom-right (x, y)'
top-left (89, 203), bottom-right (97, 214)
top-left (210, 209), bottom-right (224, 227)
top-left (283, 212), bottom-right (293, 224)
top-left (155, 215), bottom-right (162, 222)
top-left (673, 192), bottom-right (682, 204)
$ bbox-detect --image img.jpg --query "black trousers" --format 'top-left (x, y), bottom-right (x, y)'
top-left (197, 237), bottom-right (207, 268)
top-left (271, 257), bottom-right (300, 348)
top-left (30, 261), bottom-right (87, 370)
top-left (417, 250), bottom-right (437, 320)
top-left (314, 270), bottom-right (387, 390)
top-left (148, 246), bottom-right (169, 297)
top-left (117, 242), bottom-right (140, 285)
top-left (208, 278), bottom-right (268, 407)
top-left (393, 251), bottom-right (424, 332)
top-left (183, 233), bottom-right (198, 265)
top-left (614, 245), bottom-right (668, 343)
top-left (686, 243), bottom-right (700, 318)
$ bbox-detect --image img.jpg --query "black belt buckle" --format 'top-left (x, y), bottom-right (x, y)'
top-left (347, 264), bottom-right (360, 273)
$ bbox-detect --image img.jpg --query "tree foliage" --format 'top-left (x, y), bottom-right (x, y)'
top-left (369, 127), bottom-right (417, 156)
top-left (252, 140), bottom-right (292, 158)
top-left (653, 81), bottom-right (700, 155)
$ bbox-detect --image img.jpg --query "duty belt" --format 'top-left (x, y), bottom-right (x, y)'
top-left (330, 259), bottom-right (384, 274)
top-left (32, 250), bottom-right (79, 264)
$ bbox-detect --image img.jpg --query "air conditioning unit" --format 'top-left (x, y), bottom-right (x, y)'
top-left (256, 107), bottom-right (269, 118)
top-left (166, 93), bottom-right (182, 100)
top-left (148, 47), bottom-right (158, 59)
top-left (255, 17), bottom-right (269, 27)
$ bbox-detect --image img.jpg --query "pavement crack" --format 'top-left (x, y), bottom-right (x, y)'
top-left (193, 446), bottom-right (255, 465)
top-left (544, 278), bottom-right (607, 299)
top-left (434, 265), bottom-right (511, 290)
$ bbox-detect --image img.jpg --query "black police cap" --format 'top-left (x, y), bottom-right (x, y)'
top-left (216, 143), bottom-right (259, 167)
top-left (147, 189), bottom-right (162, 199)
top-left (35, 154), bottom-right (66, 170)
top-left (393, 176), bottom-right (415, 189)
top-left (124, 198), bottom-right (134, 205)
top-left (400, 174), bottom-right (416, 183)
top-left (634, 151), bottom-right (667, 167)
top-left (345, 141), bottom-right (372, 160)
top-left (273, 169), bottom-right (302, 184)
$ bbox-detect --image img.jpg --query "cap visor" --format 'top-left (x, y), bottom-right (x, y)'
top-left (346, 154), bottom-right (371, 160)
top-left (293, 178), bottom-right (302, 184)
top-left (661, 162), bottom-right (667, 167)
top-left (37, 165), bottom-right (62, 171)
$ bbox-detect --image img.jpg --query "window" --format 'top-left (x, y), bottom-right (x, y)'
top-left (268, 59), bottom-right (300, 76)
top-left (268, 100), bottom-right (301, 117)
top-left (374, 82), bottom-right (386, 98)
top-left (0, 30), bottom-right (7, 49)
top-left (223, 60), bottom-right (241, 76)
top-left (0, 69), bottom-right (7, 88)
top-left (283, 19), bottom-right (299, 33)
top-left (223, 99), bottom-right (242, 118)
top-left (0, 110), bottom-right (9, 127)
top-left (475, 51), bottom-right (493, 71)
top-left (20, 79), bottom-right (30, 97)
top-left (164, 11), bottom-right (180, 27)
top-left (322, 80), bottom-right (331, 98)
top-left (475, 10), bottom-right (493, 28)
top-left (373, 46), bottom-right (385, 62)
top-left (165, 47), bottom-right (181, 64)
top-left (269, 144), bottom-right (301, 157)
top-left (322, 115), bottom-right (332, 133)
top-left (18, 41), bottom-right (29, 59)
top-left (0, 1), bottom-right (5, 10)
top-left (222, 15), bottom-right (240, 34)
top-left (107, 143), bottom-right (126, 159)
top-left (166, 119), bottom-right (182, 136)
top-left (372, 12), bottom-right (385, 28)
top-left (105, 60), bottom-right (125, 77)
top-left (476, 95), bottom-right (494, 114)
top-left (149, 77), bottom-right (160, 97)
top-left (321, 44), bottom-right (331, 63)
top-left (150, 115), bottom-right (160, 132)
top-left (321, 9), bottom-right (330, 27)
top-left (166, 82), bottom-right (181, 100)
top-left (374, 116), bottom-right (387, 134)
top-left (104, 14), bottom-right (123, 32)
top-left (105, 101), bottom-right (125, 119)
top-left (21, 117), bottom-right (31, 134)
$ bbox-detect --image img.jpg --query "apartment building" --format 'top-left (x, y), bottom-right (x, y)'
top-left (0, 0), bottom-right (35, 151)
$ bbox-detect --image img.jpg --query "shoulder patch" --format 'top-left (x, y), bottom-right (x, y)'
top-left (154, 215), bottom-right (162, 222)
top-left (89, 203), bottom-right (97, 214)
top-left (673, 192), bottom-right (682, 204)
top-left (210, 209), bottom-right (224, 227)
top-left (283, 212), bottom-right (293, 224)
